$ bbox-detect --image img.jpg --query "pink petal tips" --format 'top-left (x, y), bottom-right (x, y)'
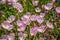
top-left (30, 26), bottom-right (38, 36)
top-left (46, 20), bottom-right (54, 29)
top-left (7, 15), bottom-right (15, 23)
top-left (55, 7), bottom-right (60, 13)
top-left (32, 0), bottom-right (39, 6)
top-left (12, 2), bottom-right (23, 12)
top-left (37, 25), bottom-right (47, 33)
top-left (35, 6), bottom-right (41, 12)
top-left (1, 21), bottom-right (14, 30)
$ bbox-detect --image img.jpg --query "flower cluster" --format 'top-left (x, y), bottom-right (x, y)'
top-left (0, 0), bottom-right (59, 40)
top-left (1, 15), bottom-right (15, 30)
top-left (18, 32), bottom-right (27, 40)
top-left (0, 33), bottom-right (15, 40)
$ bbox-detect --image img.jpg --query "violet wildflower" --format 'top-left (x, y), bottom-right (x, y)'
top-left (12, 2), bottom-right (23, 12)
top-left (16, 20), bottom-right (26, 31)
top-left (7, 33), bottom-right (15, 40)
top-left (55, 7), bottom-right (60, 13)
top-left (42, 3), bottom-right (53, 10)
top-left (30, 26), bottom-right (38, 36)
top-left (1, 21), bottom-right (14, 30)
top-left (1, 35), bottom-right (8, 40)
top-left (36, 16), bottom-right (44, 24)
top-left (23, 33), bottom-right (28, 38)
top-left (9, 33), bottom-right (15, 37)
top-left (45, 33), bottom-right (49, 37)
top-left (39, 37), bottom-right (44, 40)
top-left (37, 25), bottom-right (47, 33)
top-left (46, 21), bottom-right (54, 29)
top-left (18, 32), bottom-right (27, 40)
top-left (32, 0), bottom-right (39, 6)
top-left (17, 25), bottom-right (26, 31)
top-left (21, 12), bottom-right (31, 25)
top-left (7, 15), bottom-right (15, 23)
top-left (22, 18), bottom-right (31, 25)
top-left (16, 19), bottom-right (25, 26)
top-left (35, 6), bottom-right (41, 12)
top-left (39, 12), bottom-right (46, 18)
top-left (30, 14), bottom-right (37, 21)
top-left (21, 12), bottom-right (31, 19)
top-left (19, 37), bottom-right (24, 40)
top-left (18, 32), bottom-right (23, 37)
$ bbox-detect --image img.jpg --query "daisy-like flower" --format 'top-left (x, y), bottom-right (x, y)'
top-left (7, 15), bottom-right (15, 23)
top-left (16, 20), bottom-right (26, 31)
top-left (9, 33), bottom-right (15, 37)
top-left (46, 20), bottom-right (54, 29)
top-left (37, 25), bottom-right (47, 33)
top-left (19, 37), bottom-right (24, 40)
top-left (18, 32), bottom-right (23, 38)
top-left (0, 0), bottom-right (6, 4)
top-left (23, 33), bottom-right (28, 38)
top-left (32, 0), bottom-right (39, 6)
top-left (1, 21), bottom-right (14, 30)
top-left (17, 25), bottom-right (26, 31)
top-left (30, 14), bottom-right (37, 21)
top-left (30, 26), bottom-right (38, 36)
top-left (44, 33), bottom-right (49, 37)
top-left (1, 35), bottom-right (8, 40)
top-left (18, 32), bottom-right (27, 40)
top-left (39, 37), bottom-right (44, 40)
top-left (12, 2), bottom-right (23, 12)
top-left (55, 14), bottom-right (59, 20)
top-left (39, 12), bottom-right (46, 18)
top-left (36, 16), bottom-right (44, 24)
top-left (21, 12), bottom-right (31, 19)
top-left (7, 33), bottom-right (15, 40)
top-left (16, 19), bottom-right (25, 26)
top-left (55, 7), bottom-right (60, 13)
top-left (42, 3), bottom-right (53, 10)
top-left (35, 6), bottom-right (41, 12)
top-left (22, 18), bottom-right (31, 25)
top-left (21, 12), bottom-right (31, 25)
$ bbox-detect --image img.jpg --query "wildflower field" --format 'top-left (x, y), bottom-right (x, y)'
top-left (0, 0), bottom-right (60, 40)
